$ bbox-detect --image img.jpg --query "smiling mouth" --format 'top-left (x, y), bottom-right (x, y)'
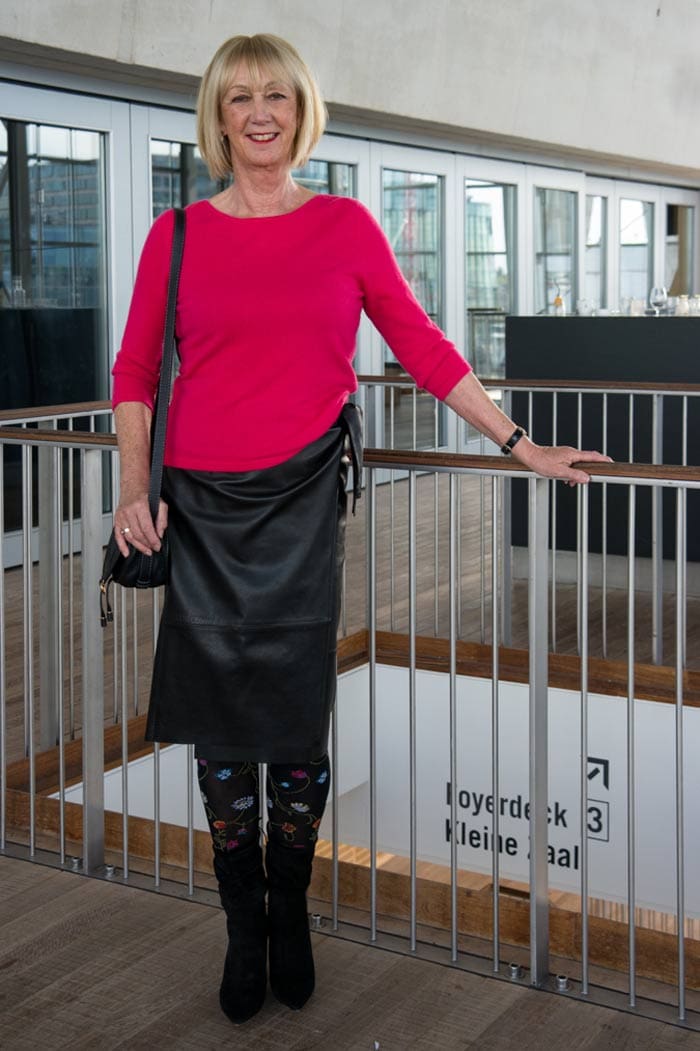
top-left (248, 133), bottom-right (278, 142)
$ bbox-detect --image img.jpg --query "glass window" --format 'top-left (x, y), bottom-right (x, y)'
top-left (465, 179), bottom-right (516, 377)
top-left (0, 118), bottom-right (108, 404)
top-left (619, 198), bottom-right (653, 302)
top-left (292, 159), bottom-right (355, 197)
top-left (665, 204), bottom-right (694, 296)
top-left (150, 140), bottom-right (222, 217)
top-left (584, 194), bottom-right (607, 311)
top-left (534, 187), bottom-right (577, 315)
top-left (381, 169), bottom-right (445, 448)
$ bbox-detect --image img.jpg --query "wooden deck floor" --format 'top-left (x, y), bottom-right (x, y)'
top-left (1, 855), bottom-right (699, 1050)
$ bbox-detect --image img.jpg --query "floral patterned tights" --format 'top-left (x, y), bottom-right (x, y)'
top-left (197, 756), bottom-right (331, 853)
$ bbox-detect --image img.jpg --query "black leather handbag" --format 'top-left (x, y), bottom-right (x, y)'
top-left (99, 207), bottom-right (185, 627)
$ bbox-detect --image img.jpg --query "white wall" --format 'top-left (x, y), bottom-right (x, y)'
top-left (1, 1), bottom-right (700, 178)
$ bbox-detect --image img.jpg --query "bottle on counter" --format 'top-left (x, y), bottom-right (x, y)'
top-left (553, 286), bottom-right (566, 316)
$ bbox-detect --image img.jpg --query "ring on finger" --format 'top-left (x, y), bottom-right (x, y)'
top-left (119, 526), bottom-right (131, 535)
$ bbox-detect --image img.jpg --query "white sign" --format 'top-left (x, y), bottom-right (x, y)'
top-left (323, 664), bottom-right (700, 917)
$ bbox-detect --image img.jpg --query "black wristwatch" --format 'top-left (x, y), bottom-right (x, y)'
top-left (500, 425), bottom-right (527, 455)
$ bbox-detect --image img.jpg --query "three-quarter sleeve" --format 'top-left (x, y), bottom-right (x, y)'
top-left (355, 204), bottom-right (471, 399)
top-left (111, 209), bottom-right (174, 410)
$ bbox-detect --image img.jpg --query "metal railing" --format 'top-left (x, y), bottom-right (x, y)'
top-left (1, 407), bottom-right (700, 1030)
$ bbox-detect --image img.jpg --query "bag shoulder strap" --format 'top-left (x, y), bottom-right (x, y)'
top-left (148, 207), bottom-right (186, 521)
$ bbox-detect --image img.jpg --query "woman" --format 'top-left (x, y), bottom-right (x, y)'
top-left (111, 33), bottom-right (609, 1025)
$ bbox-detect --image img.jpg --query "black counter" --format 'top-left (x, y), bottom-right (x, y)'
top-left (505, 316), bottom-right (700, 561)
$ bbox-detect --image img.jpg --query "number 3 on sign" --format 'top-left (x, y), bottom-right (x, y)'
top-left (587, 799), bottom-right (609, 842)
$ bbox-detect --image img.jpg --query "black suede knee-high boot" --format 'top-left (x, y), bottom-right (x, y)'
top-left (266, 839), bottom-right (315, 1010)
top-left (213, 842), bottom-right (268, 1024)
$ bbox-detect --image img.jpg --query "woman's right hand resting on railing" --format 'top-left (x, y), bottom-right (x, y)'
top-left (113, 401), bottom-right (169, 557)
top-left (444, 371), bottom-right (613, 486)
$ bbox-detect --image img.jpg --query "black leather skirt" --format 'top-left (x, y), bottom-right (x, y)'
top-left (145, 404), bottom-right (362, 764)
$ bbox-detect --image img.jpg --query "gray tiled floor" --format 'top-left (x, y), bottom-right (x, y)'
top-left (1, 856), bottom-right (699, 1050)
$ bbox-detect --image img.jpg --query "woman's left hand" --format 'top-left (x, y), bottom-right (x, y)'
top-left (514, 441), bottom-right (613, 485)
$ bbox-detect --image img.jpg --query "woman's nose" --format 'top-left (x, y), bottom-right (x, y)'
top-left (250, 94), bottom-right (271, 121)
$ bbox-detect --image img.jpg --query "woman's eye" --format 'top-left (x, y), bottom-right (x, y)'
top-left (230, 94), bottom-right (250, 104)
top-left (268, 92), bottom-right (286, 101)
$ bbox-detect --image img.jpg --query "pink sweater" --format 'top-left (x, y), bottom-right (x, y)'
top-left (112, 196), bottom-right (471, 470)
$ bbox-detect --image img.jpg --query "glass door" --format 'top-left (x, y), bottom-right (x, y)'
top-left (370, 143), bottom-right (458, 450)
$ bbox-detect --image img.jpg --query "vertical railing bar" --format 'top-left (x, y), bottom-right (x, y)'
top-left (434, 395), bottom-right (441, 639)
top-left (368, 470), bottom-right (378, 942)
top-left (627, 483), bottom-right (637, 1007)
top-left (187, 743), bottom-right (195, 896)
top-left (331, 699), bottom-right (339, 931)
top-left (0, 450), bottom-right (6, 851)
top-left (628, 395), bottom-right (634, 462)
top-left (153, 742), bottom-right (161, 888)
top-left (579, 481), bottom-right (590, 996)
top-left (120, 588), bottom-right (128, 730)
top-left (81, 448), bottom-right (106, 875)
top-left (111, 451), bottom-right (120, 723)
top-left (408, 470), bottom-right (417, 953)
top-left (121, 610), bottom-right (130, 882)
top-left (651, 394), bottom-right (663, 665)
top-left (551, 394), bottom-right (558, 652)
top-left (681, 396), bottom-right (688, 467)
top-left (527, 391), bottom-right (533, 438)
top-left (412, 386), bottom-right (417, 450)
top-left (576, 393), bottom-right (583, 655)
top-left (501, 390), bottom-right (513, 647)
top-left (448, 473), bottom-right (458, 963)
top-left (528, 474), bottom-right (550, 987)
top-left (132, 590), bottom-right (139, 716)
top-left (22, 447), bottom-right (36, 854)
top-left (602, 395), bottom-right (608, 660)
top-left (456, 477), bottom-right (463, 639)
top-left (674, 486), bottom-right (686, 1021)
top-left (479, 474), bottom-right (485, 644)
top-left (54, 447), bottom-right (66, 865)
top-left (434, 471), bottom-right (439, 636)
top-left (491, 475), bottom-right (501, 973)
top-left (68, 422), bottom-right (76, 738)
top-left (390, 390), bottom-right (396, 633)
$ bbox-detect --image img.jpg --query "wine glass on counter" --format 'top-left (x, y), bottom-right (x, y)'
top-left (649, 286), bottom-right (668, 316)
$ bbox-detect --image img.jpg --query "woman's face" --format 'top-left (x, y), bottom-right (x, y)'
top-left (220, 62), bottom-right (299, 174)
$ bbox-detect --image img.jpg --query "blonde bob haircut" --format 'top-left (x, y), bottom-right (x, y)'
top-left (197, 33), bottom-right (327, 180)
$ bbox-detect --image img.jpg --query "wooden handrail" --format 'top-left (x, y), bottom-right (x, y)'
top-left (0, 430), bottom-right (698, 482)
top-left (0, 427), bottom-right (117, 448)
top-left (0, 400), bottom-right (112, 422)
top-left (363, 447), bottom-right (700, 483)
